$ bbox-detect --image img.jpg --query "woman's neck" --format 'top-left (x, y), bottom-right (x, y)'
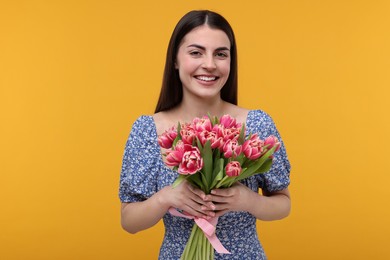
top-left (173, 97), bottom-right (228, 123)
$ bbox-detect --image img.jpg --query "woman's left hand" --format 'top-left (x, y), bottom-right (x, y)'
top-left (204, 182), bottom-right (255, 217)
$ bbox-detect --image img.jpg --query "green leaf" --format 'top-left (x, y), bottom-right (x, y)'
top-left (256, 157), bottom-right (273, 173)
top-left (238, 123), bottom-right (246, 145)
top-left (235, 153), bottom-right (245, 165)
top-left (172, 122), bottom-right (182, 147)
top-left (210, 158), bottom-right (224, 189)
top-left (201, 140), bottom-right (213, 184)
top-left (214, 148), bottom-right (221, 161)
top-left (188, 173), bottom-right (204, 189)
top-left (242, 158), bottom-right (256, 169)
top-left (172, 174), bottom-right (187, 188)
top-left (215, 175), bottom-right (230, 188)
top-left (207, 113), bottom-right (214, 126)
top-left (236, 146), bottom-right (276, 181)
top-left (212, 148), bottom-right (222, 180)
top-left (196, 137), bottom-right (203, 151)
top-left (199, 171), bottom-right (209, 193)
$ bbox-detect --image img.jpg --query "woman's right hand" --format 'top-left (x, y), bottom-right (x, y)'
top-left (159, 180), bottom-right (216, 218)
top-left (121, 180), bottom-right (216, 234)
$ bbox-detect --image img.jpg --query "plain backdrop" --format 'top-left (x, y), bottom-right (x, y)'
top-left (1, 0), bottom-right (389, 259)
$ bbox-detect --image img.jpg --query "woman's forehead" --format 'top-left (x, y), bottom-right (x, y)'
top-left (180, 25), bottom-right (231, 49)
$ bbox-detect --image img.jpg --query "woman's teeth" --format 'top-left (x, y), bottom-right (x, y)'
top-left (195, 76), bottom-right (217, 82)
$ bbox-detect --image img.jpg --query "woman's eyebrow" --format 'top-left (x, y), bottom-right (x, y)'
top-left (187, 44), bottom-right (230, 51)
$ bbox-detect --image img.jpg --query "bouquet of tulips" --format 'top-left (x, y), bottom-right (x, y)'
top-left (158, 114), bottom-right (280, 260)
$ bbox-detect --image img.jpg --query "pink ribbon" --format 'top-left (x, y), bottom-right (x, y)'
top-left (169, 207), bottom-right (231, 254)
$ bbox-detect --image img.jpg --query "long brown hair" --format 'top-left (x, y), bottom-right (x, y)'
top-left (154, 10), bottom-right (238, 113)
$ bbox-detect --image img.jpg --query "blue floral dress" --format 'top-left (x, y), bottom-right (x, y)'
top-left (119, 110), bottom-right (291, 259)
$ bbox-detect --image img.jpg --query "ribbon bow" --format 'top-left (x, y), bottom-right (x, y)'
top-left (169, 207), bottom-right (231, 254)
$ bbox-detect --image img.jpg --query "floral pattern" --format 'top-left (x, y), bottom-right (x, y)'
top-left (119, 110), bottom-right (291, 259)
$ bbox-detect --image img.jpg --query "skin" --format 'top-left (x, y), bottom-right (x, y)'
top-left (121, 25), bottom-right (290, 234)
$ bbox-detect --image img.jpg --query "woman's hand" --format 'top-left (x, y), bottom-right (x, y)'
top-left (160, 180), bottom-right (216, 218)
top-left (121, 180), bottom-right (218, 234)
top-left (204, 182), bottom-right (254, 217)
top-left (204, 183), bottom-right (291, 220)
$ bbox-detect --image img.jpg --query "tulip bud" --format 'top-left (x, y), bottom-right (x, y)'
top-left (242, 134), bottom-right (264, 160)
top-left (225, 161), bottom-right (242, 177)
top-left (264, 135), bottom-right (281, 152)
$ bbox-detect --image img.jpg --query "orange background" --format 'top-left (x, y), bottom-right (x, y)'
top-left (1, 0), bottom-right (390, 259)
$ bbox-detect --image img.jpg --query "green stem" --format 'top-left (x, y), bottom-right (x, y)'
top-left (196, 229), bottom-right (202, 259)
top-left (181, 224), bottom-right (198, 260)
top-left (181, 224), bottom-right (214, 259)
top-left (202, 231), bottom-right (206, 260)
top-left (206, 234), bottom-right (212, 259)
top-left (215, 175), bottom-right (229, 189)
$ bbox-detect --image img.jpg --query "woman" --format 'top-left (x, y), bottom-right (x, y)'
top-left (119, 10), bottom-right (291, 259)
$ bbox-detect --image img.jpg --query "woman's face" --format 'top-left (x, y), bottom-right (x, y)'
top-left (175, 25), bottom-right (231, 102)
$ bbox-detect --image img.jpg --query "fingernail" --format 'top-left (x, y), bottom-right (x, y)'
top-left (211, 190), bottom-right (216, 194)
top-left (210, 204), bottom-right (216, 210)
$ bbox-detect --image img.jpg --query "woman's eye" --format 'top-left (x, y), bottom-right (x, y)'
top-left (216, 52), bottom-right (228, 58)
top-left (189, 51), bottom-right (201, 56)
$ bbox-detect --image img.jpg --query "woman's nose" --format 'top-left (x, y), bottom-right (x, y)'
top-left (202, 55), bottom-right (217, 70)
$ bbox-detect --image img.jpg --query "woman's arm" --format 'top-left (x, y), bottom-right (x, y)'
top-left (121, 181), bottom-right (216, 234)
top-left (205, 183), bottom-right (291, 221)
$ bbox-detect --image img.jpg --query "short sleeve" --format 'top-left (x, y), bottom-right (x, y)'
top-left (247, 110), bottom-right (291, 192)
top-left (119, 116), bottom-right (161, 203)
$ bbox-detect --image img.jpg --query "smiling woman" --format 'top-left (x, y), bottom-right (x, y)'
top-left (175, 25), bottom-right (231, 104)
top-left (119, 10), bottom-right (291, 260)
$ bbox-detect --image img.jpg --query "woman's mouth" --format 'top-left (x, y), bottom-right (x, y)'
top-left (194, 75), bottom-right (219, 82)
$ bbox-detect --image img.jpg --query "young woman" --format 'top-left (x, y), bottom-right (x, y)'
top-left (119, 10), bottom-right (291, 259)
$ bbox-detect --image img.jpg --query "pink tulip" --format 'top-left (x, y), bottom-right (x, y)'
top-left (225, 161), bottom-right (242, 177)
top-left (242, 134), bottom-right (264, 160)
top-left (223, 127), bottom-right (241, 142)
top-left (192, 116), bottom-right (212, 132)
top-left (180, 123), bottom-right (197, 145)
top-left (220, 114), bottom-right (239, 128)
top-left (197, 130), bottom-right (223, 149)
top-left (158, 127), bottom-right (178, 149)
top-left (178, 146), bottom-right (203, 175)
top-left (213, 124), bottom-right (240, 142)
top-left (165, 141), bottom-right (186, 167)
top-left (212, 124), bottom-right (225, 138)
top-left (222, 139), bottom-right (242, 158)
top-left (264, 135), bottom-right (281, 152)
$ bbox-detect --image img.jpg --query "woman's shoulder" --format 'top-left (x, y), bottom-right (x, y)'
top-left (131, 115), bottom-right (154, 130)
top-left (246, 109), bottom-right (273, 121)
top-left (245, 109), bottom-right (281, 138)
top-left (128, 115), bottom-right (157, 141)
